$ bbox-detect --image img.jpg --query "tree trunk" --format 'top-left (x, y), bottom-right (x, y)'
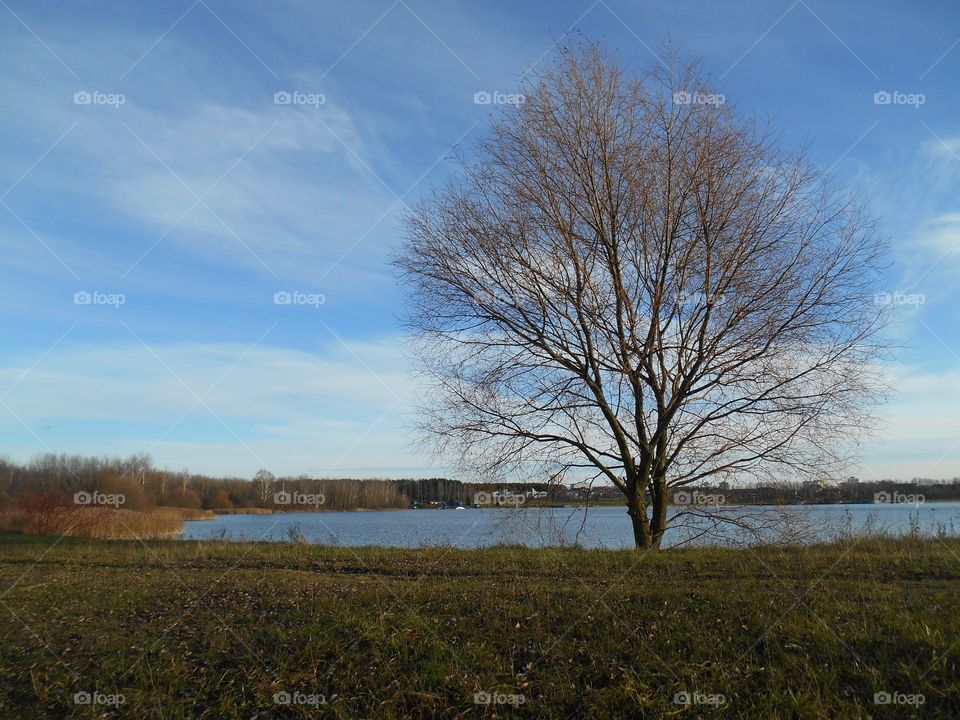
top-left (649, 477), bottom-right (669, 549)
top-left (626, 487), bottom-right (654, 549)
top-left (627, 478), bottom-right (669, 550)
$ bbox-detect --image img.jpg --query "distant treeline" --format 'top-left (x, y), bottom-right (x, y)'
top-left (0, 454), bottom-right (408, 512)
top-left (3, 454), bottom-right (960, 514)
top-left (671, 479), bottom-right (960, 505)
top-left (0, 454), bottom-right (560, 512)
top-left (394, 479), bottom-right (566, 504)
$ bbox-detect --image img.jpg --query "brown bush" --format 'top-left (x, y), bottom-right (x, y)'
top-left (0, 494), bottom-right (205, 539)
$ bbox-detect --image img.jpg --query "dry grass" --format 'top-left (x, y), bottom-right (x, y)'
top-left (0, 505), bottom-right (214, 540)
top-left (154, 506), bottom-right (217, 521)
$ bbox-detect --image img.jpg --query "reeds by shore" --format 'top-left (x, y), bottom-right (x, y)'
top-left (0, 504), bottom-right (215, 540)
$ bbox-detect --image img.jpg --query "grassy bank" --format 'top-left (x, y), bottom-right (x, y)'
top-left (0, 535), bottom-right (957, 718)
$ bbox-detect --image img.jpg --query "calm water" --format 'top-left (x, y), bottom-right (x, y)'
top-left (181, 502), bottom-right (960, 549)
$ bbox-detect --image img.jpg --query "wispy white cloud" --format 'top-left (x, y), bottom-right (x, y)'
top-left (917, 213), bottom-right (960, 256)
top-left (0, 337), bottom-right (412, 420)
top-left (0, 28), bottom-right (399, 287)
top-left (922, 133), bottom-right (960, 163)
top-left (0, 336), bottom-right (429, 477)
top-left (862, 367), bottom-right (960, 480)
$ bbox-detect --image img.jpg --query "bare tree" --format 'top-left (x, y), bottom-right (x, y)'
top-left (122, 453), bottom-right (153, 488)
top-left (396, 44), bottom-right (889, 549)
top-left (253, 469), bottom-right (275, 505)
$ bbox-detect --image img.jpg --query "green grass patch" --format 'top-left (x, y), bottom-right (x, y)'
top-left (0, 534), bottom-right (957, 718)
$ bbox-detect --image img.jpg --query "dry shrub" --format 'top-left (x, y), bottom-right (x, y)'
top-left (0, 494), bottom-right (206, 539)
top-left (153, 506), bottom-right (217, 521)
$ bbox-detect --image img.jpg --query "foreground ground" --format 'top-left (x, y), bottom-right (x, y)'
top-left (0, 535), bottom-right (957, 718)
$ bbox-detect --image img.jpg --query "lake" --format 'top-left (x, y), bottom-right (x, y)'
top-left (181, 502), bottom-right (960, 549)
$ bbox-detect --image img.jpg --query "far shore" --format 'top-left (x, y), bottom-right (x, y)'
top-left (191, 498), bottom-right (960, 518)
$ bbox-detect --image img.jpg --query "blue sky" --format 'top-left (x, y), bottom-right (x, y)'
top-left (1, 0), bottom-right (958, 480)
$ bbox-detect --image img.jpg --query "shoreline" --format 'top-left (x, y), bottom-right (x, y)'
top-left (201, 499), bottom-right (960, 515)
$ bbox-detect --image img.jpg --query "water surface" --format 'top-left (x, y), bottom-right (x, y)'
top-left (181, 502), bottom-right (960, 548)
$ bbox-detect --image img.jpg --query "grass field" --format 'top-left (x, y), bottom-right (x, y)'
top-left (0, 534), bottom-right (957, 718)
